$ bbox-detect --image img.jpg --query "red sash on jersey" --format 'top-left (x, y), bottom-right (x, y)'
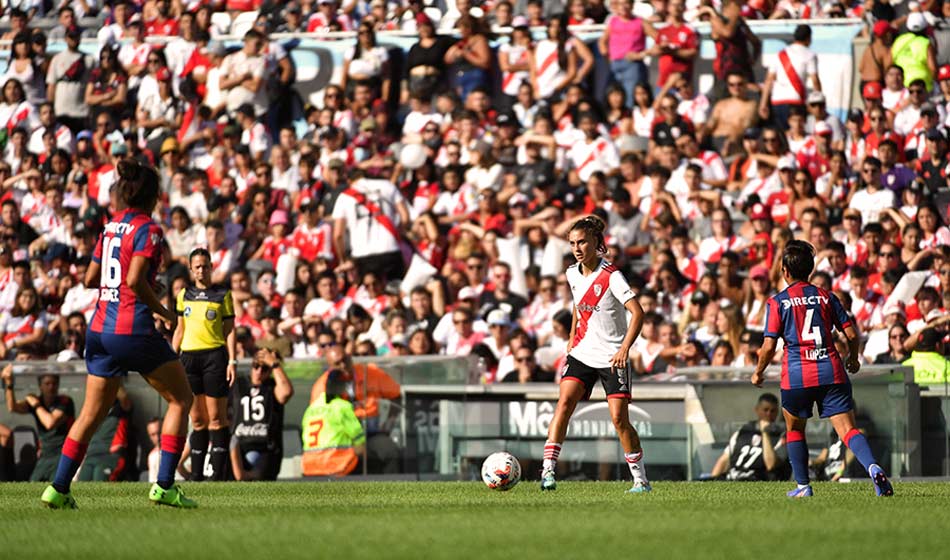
top-left (778, 49), bottom-right (806, 102)
top-left (538, 49), bottom-right (559, 78)
top-left (576, 140), bottom-right (606, 177)
top-left (571, 264), bottom-right (615, 347)
top-left (342, 188), bottom-right (401, 242)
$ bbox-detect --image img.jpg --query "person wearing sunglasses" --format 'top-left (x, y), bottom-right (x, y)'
top-left (230, 348), bottom-right (293, 481)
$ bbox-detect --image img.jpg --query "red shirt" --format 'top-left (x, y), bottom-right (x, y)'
top-left (656, 23), bottom-right (698, 85)
top-left (291, 222), bottom-right (333, 263)
top-left (146, 17), bottom-right (179, 37)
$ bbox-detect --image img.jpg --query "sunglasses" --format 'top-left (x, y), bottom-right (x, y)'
top-left (939, 269), bottom-right (950, 276)
top-left (880, 252), bottom-right (897, 258)
top-left (516, 356), bottom-right (534, 363)
top-left (318, 341), bottom-right (337, 348)
top-left (252, 362), bottom-right (272, 371)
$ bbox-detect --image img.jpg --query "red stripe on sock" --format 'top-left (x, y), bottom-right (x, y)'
top-left (161, 434), bottom-right (186, 454)
top-left (62, 437), bottom-right (88, 461)
top-left (843, 428), bottom-right (861, 447)
top-left (787, 430), bottom-right (805, 443)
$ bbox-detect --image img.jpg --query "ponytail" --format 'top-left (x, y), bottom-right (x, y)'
top-left (569, 215), bottom-right (608, 255)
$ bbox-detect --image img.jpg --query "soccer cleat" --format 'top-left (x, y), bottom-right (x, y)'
top-left (540, 469), bottom-right (557, 491)
top-left (41, 485), bottom-right (78, 510)
top-left (626, 480), bottom-right (652, 494)
top-left (787, 485), bottom-right (813, 498)
top-left (149, 483), bottom-right (198, 509)
top-left (869, 464), bottom-right (894, 497)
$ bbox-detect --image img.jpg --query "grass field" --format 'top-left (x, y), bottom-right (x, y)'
top-left (2, 481), bottom-right (949, 559)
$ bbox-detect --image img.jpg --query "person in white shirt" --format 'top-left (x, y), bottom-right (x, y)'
top-left (236, 104), bottom-right (271, 161)
top-left (849, 157), bottom-right (895, 225)
top-left (759, 24), bottom-right (821, 130)
top-left (894, 82), bottom-right (945, 135)
top-left (219, 30), bottom-right (267, 117)
top-left (567, 112), bottom-right (620, 185)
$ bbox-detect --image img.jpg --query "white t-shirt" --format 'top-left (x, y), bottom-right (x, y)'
top-left (345, 45), bottom-right (389, 78)
top-left (848, 187), bottom-right (895, 225)
top-left (566, 259), bottom-right (635, 369)
top-left (331, 179), bottom-right (405, 258)
top-left (568, 136), bottom-right (620, 183)
top-left (767, 43), bottom-right (818, 104)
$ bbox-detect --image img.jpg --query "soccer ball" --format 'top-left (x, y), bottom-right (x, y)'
top-left (481, 452), bottom-right (521, 491)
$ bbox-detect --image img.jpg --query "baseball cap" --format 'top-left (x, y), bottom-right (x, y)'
top-left (496, 112), bottom-right (516, 127)
top-left (690, 290), bottom-right (710, 306)
top-left (749, 202), bottom-right (770, 220)
top-left (76, 130), bottom-right (93, 141)
top-left (921, 102), bottom-right (938, 116)
top-left (847, 108), bottom-right (864, 123)
top-left (814, 121), bottom-right (832, 136)
top-left (863, 81), bottom-right (883, 100)
top-left (907, 12), bottom-right (929, 32)
top-left (926, 127), bottom-right (948, 141)
top-left (384, 280), bottom-right (401, 296)
top-left (269, 210), bottom-right (289, 227)
top-left (610, 187), bottom-right (631, 203)
top-left (777, 155), bottom-right (797, 170)
top-left (939, 65), bottom-right (950, 82)
top-left (749, 265), bottom-right (770, 280)
top-left (160, 137), bottom-right (180, 154)
top-left (873, 20), bottom-right (892, 37)
top-left (487, 309), bottom-right (511, 327)
top-left (507, 192), bottom-right (529, 207)
top-left (882, 301), bottom-right (905, 318)
top-left (458, 286), bottom-right (479, 301)
top-left (511, 15), bottom-right (529, 28)
top-left (806, 90), bottom-right (826, 105)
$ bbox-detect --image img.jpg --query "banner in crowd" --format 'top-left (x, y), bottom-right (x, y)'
top-left (0, 21), bottom-right (861, 122)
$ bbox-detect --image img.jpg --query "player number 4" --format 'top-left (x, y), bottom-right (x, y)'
top-left (801, 309), bottom-right (822, 346)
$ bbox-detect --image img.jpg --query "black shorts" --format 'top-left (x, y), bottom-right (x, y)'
top-left (181, 347), bottom-right (229, 398)
top-left (562, 355), bottom-right (631, 400)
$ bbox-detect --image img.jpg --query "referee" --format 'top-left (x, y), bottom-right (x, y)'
top-left (172, 248), bottom-right (237, 481)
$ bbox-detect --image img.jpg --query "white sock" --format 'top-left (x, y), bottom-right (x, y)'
top-left (542, 441), bottom-right (561, 473)
top-left (625, 451), bottom-right (648, 483)
top-left (798, 483), bottom-right (810, 490)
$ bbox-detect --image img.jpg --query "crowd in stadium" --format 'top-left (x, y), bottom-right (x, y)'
top-left (0, 0), bottom-right (946, 391)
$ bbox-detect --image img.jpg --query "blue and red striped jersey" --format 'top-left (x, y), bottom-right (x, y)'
top-left (763, 281), bottom-right (853, 390)
top-left (89, 209), bottom-right (165, 336)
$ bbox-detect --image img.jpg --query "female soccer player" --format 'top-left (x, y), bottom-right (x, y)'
top-left (172, 248), bottom-right (237, 481)
top-left (540, 216), bottom-right (648, 493)
top-left (751, 240), bottom-right (893, 498)
top-left (41, 159), bottom-right (197, 509)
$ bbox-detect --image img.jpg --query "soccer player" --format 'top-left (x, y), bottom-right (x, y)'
top-left (540, 216), bottom-right (648, 493)
top-left (40, 159), bottom-right (197, 509)
top-left (710, 393), bottom-right (787, 481)
top-left (172, 248), bottom-right (237, 482)
top-left (751, 240), bottom-right (893, 498)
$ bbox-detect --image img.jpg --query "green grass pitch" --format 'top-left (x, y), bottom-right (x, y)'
top-left (3, 481), bottom-right (949, 559)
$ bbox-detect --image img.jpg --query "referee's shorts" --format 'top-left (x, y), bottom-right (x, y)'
top-left (181, 346), bottom-right (229, 398)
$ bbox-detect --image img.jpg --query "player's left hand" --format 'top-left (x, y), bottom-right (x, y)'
top-left (226, 363), bottom-right (237, 387)
top-left (845, 357), bottom-right (860, 375)
top-left (610, 347), bottom-right (629, 369)
top-left (750, 370), bottom-right (764, 387)
top-left (24, 393), bottom-right (39, 407)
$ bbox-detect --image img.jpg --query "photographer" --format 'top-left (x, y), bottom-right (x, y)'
top-left (230, 348), bottom-right (293, 481)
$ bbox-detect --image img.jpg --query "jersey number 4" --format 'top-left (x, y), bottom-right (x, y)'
top-left (801, 309), bottom-right (822, 346)
top-left (102, 236), bottom-right (123, 289)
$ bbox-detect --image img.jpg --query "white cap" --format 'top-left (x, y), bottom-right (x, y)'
top-left (487, 309), bottom-right (511, 326)
top-left (458, 286), bottom-right (479, 300)
top-left (907, 12), bottom-right (929, 32)
top-left (777, 155), bottom-right (797, 170)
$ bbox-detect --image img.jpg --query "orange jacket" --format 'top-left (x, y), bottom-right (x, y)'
top-left (308, 363), bottom-right (401, 419)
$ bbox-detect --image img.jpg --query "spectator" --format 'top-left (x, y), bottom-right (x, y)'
top-left (78, 386), bottom-right (132, 481)
top-left (902, 326), bottom-right (950, 385)
top-left (760, 25), bottom-right (821, 129)
top-left (444, 15), bottom-right (492, 101)
top-left (2, 366), bottom-right (74, 481)
top-left (343, 22), bottom-right (392, 104)
top-left (220, 30), bottom-right (267, 117)
top-left (4, 32), bottom-right (45, 105)
top-left (892, 13), bottom-right (937, 92)
top-left (860, 21), bottom-right (895, 88)
top-left (655, 0), bottom-right (699, 87)
top-left (46, 25), bottom-right (94, 133)
top-left (599, 0), bottom-right (656, 108)
top-left (530, 14), bottom-right (591, 100)
top-left (145, 417), bottom-right (162, 483)
top-left (301, 368), bottom-right (365, 476)
top-left (701, 0), bottom-right (760, 99)
top-left (710, 393), bottom-right (786, 480)
top-left (256, 307), bottom-right (293, 357)
top-left (231, 348), bottom-right (294, 481)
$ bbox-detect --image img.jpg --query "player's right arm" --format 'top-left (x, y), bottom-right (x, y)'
top-left (565, 305), bottom-right (578, 354)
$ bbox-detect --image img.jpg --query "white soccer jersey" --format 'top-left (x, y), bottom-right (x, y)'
top-left (566, 259), bottom-right (635, 369)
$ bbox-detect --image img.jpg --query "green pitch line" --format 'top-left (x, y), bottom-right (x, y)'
top-left (2, 481), bottom-right (949, 559)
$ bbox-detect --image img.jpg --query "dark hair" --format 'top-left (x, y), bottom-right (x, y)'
top-left (568, 215), bottom-right (607, 254)
top-left (325, 368), bottom-right (348, 401)
top-left (793, 24), bottom-right (811, 43)
top-left (782, 240), bottom-right (816, 281)
top-left (757, 392), bottom-right (779, 406)
top-left (115, 159), bottom-right (160, 212)
top-left (11, 285), bottom-right (40, 318)
top-left (189, 247), bottom-right (211, 263)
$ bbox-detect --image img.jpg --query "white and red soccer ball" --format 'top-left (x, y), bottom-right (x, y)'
top-left (481, 452), bottom-right (522, 491)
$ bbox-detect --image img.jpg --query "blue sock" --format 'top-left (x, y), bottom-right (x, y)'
top-left (158, 435), bottom-right (185, 489)
top-left (787, 431), bottom-right (809, 486)
top-left (52, 437), bottom-right (87, 494)
top-left (843, 429), bottom-right (877, 472)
